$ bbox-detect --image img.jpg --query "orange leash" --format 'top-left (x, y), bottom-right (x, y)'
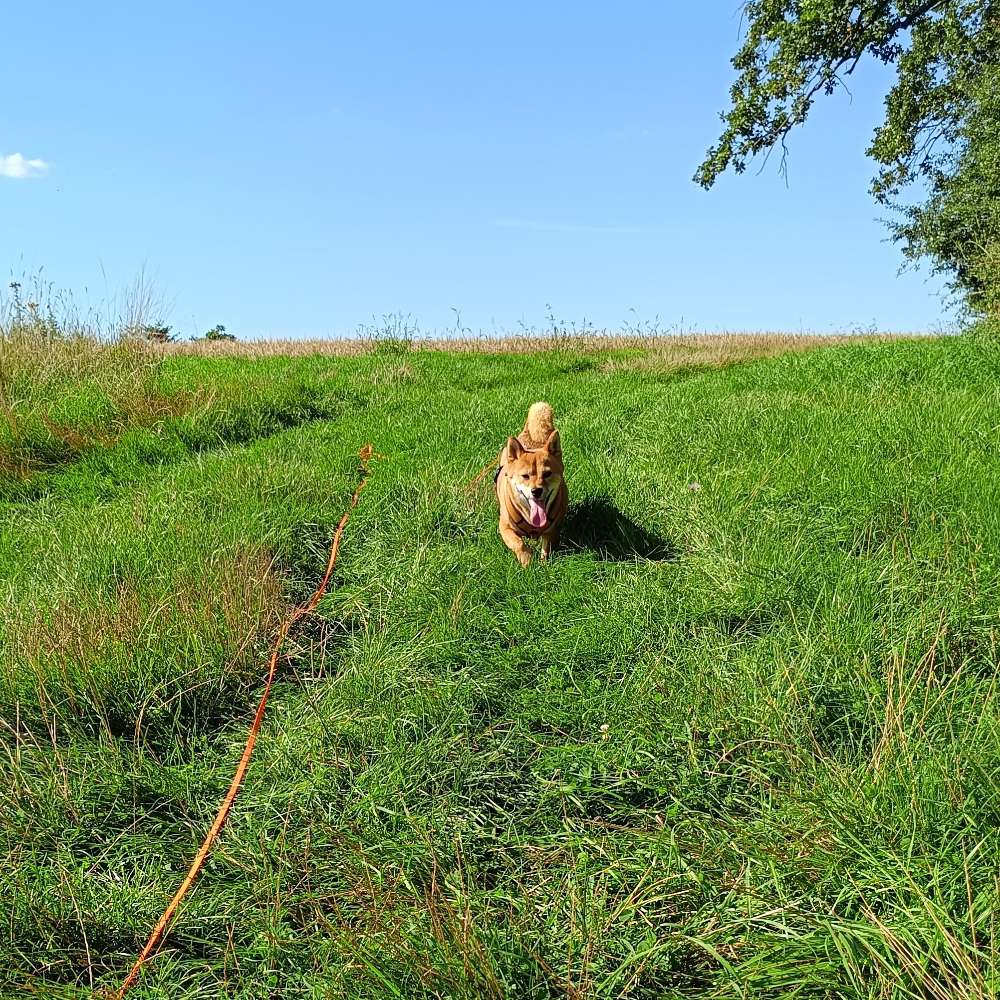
top-left (465, 458), bottom-right (497, 493)
top-left (115, 444), bottom-right (377, 998)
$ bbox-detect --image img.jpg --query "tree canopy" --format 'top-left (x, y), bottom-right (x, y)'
top-left (699, 1), bottom-right (1000, 319)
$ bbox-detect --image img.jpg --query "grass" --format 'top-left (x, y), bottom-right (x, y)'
top-left (3, 312), bottom-right (1000, 998)
top-left (164, 330), bottom-right (905, 359)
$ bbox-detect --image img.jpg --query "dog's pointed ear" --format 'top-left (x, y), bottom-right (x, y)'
top-left (506, 436), bottom-right (524, 461)
top-left (544, 429), bottom-right (561, 455)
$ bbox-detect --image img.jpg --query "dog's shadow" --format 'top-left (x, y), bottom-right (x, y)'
top-left (560, 495), bottom-right (678, 562)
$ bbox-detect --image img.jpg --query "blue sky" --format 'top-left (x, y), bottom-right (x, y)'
top-left (3, 1), bottom-right (948, 338)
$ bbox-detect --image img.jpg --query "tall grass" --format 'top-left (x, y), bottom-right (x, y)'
top-left (0, 277), bottom-right (167, 482)
top-left (167, 328), bottom-right (915, 359)
top-left (0, 282), bottom-right (349, 499)
top-left (4, 302), bottom-right (999, 997)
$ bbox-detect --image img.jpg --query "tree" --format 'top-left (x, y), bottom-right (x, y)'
top-left (892, 65), bottom-right (1000, 318)
top-left (142, 324), bottom-right (175, 343)
top-left (697, 1), bottom-right (1000, 318)
top-left (201, 324), bottom-right (237, 342)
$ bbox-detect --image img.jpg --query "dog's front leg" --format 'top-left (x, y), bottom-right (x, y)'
top-left (540, 527), bottom-right (559, 561)
top-left (499, 522), bottom-right (532, 567)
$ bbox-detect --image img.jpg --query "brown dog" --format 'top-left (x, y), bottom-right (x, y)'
top-left (495, 402), bottom-right (568, 566)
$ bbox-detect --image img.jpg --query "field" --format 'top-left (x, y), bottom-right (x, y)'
top-left (4, 321), bottom-right (1000, 998)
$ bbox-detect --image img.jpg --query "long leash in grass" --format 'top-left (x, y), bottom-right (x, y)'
top-left (115, 444), bottom-right (378, 998)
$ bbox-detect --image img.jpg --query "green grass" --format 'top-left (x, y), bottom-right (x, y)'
top-left (4, 332), bottom-right (1000, 998)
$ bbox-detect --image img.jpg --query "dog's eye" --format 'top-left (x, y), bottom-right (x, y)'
top-left (521, 473), bottom-right (530, 479)
top-left (542, 470), bottom-right (551, 478)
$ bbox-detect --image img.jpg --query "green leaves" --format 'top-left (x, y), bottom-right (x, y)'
top-left (889, 62), bottom-right (1000, 318)
top-left (700, 0), bottom-right (1000, 316)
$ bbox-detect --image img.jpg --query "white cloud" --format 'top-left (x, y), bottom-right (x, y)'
top-left (0, 153), bottom-right (50, 179)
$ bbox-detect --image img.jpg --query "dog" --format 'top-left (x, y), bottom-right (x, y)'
top-left (494, 401), bottom-right (568, 566)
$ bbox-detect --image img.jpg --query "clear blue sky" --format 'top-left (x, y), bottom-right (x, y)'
top-left (3, 1), bottom-right (949, 338)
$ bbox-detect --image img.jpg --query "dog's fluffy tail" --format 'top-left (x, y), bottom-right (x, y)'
top-left (523, 401), bottom-right (556, 447)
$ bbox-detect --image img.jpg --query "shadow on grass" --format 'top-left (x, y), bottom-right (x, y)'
top-left (562, 495), bottom-right (678, 562)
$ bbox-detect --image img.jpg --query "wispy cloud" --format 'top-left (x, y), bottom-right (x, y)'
top-left (0, 153), bottom-right (50, 179)
top-left (495, 218), bottom-right (667, 235)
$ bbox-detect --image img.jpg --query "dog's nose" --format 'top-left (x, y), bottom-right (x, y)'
top-left (531, 486), bottom-right (544, 498)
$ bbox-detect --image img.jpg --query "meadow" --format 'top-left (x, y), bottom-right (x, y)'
top-left (3, 307), bottom-right (1000, 998)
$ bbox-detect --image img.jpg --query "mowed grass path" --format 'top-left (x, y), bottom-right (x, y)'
top-left (3, 335), bottom-right (1000, 998)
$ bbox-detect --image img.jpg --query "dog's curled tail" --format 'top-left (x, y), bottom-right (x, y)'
top-left (523, 401), bottom-right (556, 447)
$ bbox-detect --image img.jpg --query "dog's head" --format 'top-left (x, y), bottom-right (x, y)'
top-left (504, 431), bottom-right (563, 528)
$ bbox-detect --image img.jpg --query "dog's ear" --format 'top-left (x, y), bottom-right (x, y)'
top-left (506, 436), bottom-right (525, 461)
top-left (544, 430), bottom-right (561, 456)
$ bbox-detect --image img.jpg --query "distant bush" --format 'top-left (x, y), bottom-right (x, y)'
top-left (970, 316), bottom-right (1000, 342)
top-left (203, 324), bottom-right (237, 342)
top-left (142, 324), bottom-right (175, 343)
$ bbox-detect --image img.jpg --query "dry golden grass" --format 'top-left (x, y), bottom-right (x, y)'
top-left (4, 547), bottom-right (285, 729)
top-left (0, 325), bottom-right (159, 388)
top-left (0, 296), bottom-right (201, 479)
top-left (163, 330), bottom-right (922, 362)
top-left (0, 329), bottom-right (189, 479)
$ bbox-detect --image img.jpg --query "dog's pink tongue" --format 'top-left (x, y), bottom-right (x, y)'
top-left (527, 495), bottom-right (548, 529)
